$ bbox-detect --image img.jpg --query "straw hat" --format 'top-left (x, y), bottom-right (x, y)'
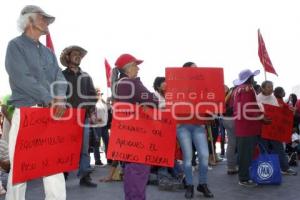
top-left (60, 45), bottom-right (87, 67)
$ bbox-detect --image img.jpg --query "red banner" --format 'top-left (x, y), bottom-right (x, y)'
top-left (165, 67), bottom-right (225, 122)
top-left (104, 58), bottom-right (112, 88)
top-left (13, 108), bottom-right (85, 184)
top-left (107, 104), bottom-right (176, 167)
top-left (46, 33), bottom-right (55, 53)
top-left (261, 104), bottom-right (293, 142)
top-left (258, 29), bottom-right (277, 76)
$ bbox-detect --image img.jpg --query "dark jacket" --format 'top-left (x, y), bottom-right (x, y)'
top-left (62, 68), bottom-right (97, 116)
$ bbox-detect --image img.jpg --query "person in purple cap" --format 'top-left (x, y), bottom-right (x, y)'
top-left (233, 69), bottom-right (270, 187)
top-left (111, 53), bottom-right (158, 200)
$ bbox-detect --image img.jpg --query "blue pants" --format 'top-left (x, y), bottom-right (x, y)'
top-left (177, 124), bottom-right (209, 185)
top-left (78, 118), bottom-right (92, 178)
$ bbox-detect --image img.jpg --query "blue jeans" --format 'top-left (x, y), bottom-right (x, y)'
top-left (170, 161), bottom-right (184, 178)
top-left (78, 118), bottom-right (92, 178)
top-left (177, 124), bottom-right (209, 185)
top-left (157, 167), bottom-right (171, 179)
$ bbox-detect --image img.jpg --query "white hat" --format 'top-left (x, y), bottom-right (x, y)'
top-left (233, 69), bottom-right (260, 86)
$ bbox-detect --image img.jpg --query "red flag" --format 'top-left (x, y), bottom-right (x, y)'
top-left (46, 33), bottom-right (55, 53)
top-left (258, 29), bottom-right (277, 75)
top-left (104, 58), bottom-right (112, 87)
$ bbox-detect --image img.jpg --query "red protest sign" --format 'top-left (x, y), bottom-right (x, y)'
top-left (261, 104), bottom-right (293, 143)
top-left (13, 108), bottom-right (85, 184)
top-left (165, 67), bottom-right (225, 122)
top-left (107, 104), bottom-right (176, 167)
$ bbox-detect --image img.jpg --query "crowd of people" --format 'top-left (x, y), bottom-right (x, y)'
top-left (0, 4), bottom-right (300, 200)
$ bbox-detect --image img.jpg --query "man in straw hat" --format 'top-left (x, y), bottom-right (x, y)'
top-left (60, 45), bottom-right (98, 187)
top-left (5, 5), bottom-right (67, 200)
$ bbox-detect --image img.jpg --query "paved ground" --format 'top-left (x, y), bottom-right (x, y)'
top-left (1, 159), bottom-right (299, 200)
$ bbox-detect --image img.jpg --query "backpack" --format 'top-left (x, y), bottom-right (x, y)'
top-left (224, 87), bottom-right (235, 116)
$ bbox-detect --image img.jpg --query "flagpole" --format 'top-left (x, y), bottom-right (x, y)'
top-left (106, 87), bottom-right (111, 98)
top-left (264, 69), bottom-right (267, 81)
top-left (207, 125), bottom-right (216, 164)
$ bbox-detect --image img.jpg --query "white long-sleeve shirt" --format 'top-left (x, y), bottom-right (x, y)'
top-left (256, 93), bottom-right (279, 111)
top-left (154, 91), bottom-right (165, 109)
top-left (95, 100), bottom-right (108, 127)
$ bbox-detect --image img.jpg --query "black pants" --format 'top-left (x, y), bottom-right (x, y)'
top-left (208, 125), bottom-right (219, 154)
top-left (237, 135), bottom-right (259, 181)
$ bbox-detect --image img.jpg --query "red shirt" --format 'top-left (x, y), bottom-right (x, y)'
top-left (233, 84), bottom-right (262, 137)
top-left (276, 98), bottom-right (289, 108)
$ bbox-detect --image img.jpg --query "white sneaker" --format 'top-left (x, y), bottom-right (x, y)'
top-left (281, 168), bottom-right (297, 176)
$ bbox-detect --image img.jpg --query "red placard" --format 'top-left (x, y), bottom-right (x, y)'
top-left (107, 104), bottom-right (176, 167)
top-left (165, 67), bottom-right (225, 121)
top-left (13, 108), bottom-right (85, 184)
top-left (261, 104), bottom-right (293, 143)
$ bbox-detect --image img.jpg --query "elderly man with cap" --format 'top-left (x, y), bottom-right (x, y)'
top-left (60, 45), bottom-right (98, 187)
top-left (112, 53), bottom-right (158, 200)
top-left (5, 5), bottom-right (67, 200)
top-left (233, 69), bottom-right (270, 187)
